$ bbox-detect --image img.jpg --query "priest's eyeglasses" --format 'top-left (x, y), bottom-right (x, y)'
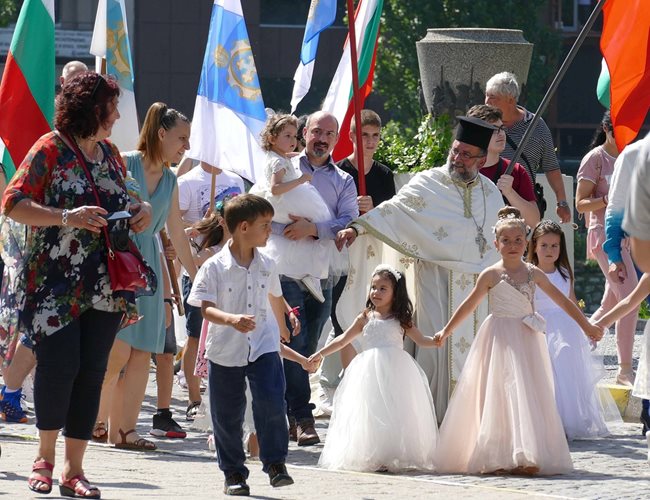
top-left (450, 148), bottom-right (485, 161)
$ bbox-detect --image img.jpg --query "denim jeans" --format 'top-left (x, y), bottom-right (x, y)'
top-left (281, 277), bottom-right (332, 420)
top-left (208, 352), bottom-right (288, 477)
top-left (33, 309), bottom-right (122, 439)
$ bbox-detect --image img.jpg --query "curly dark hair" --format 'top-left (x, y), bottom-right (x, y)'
top-left (365, 268), bottom-right (414, 329)
top-left (54, 72), bottom-right (120, 139)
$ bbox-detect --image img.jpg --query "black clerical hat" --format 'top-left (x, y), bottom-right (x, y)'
top-left (455, 116), bottom-right (495, 151)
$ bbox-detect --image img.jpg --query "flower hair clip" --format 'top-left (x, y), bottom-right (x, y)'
top-left (373, 264), bottom-right (402, 282)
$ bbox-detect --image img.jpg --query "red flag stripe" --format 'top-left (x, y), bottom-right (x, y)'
top-left (0, 52), bottom-right (51, 168)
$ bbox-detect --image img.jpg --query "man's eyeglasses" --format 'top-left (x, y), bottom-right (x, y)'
top-left (492, 125), bottom-right (505, 135)
top-left (450, 148), bottom-right (485, 161)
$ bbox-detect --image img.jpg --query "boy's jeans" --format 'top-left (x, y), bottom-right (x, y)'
top-left (209, 352), bottom-right (288, 477)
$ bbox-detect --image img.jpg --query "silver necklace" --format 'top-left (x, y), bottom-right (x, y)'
top-left (452, 176), bottom-right (488, 258)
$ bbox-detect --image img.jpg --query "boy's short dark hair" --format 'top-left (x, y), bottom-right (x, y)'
top-left (467, 104), bottom-right (503, 123)
top-left (350, 109), bottom-right (382, 133)
top-left (224, 194), bottom-right (274, 234)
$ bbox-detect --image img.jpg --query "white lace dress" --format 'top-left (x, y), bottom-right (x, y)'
top-left (251, 151), bottom-right (333, 279)
top-left (436, 266), bottom-right (573, 475)
top-left (319, 312), bottom-right (438, 472)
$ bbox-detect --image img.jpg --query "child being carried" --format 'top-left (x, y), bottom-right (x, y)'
top-left (251, 113), bottom-right (332, 302)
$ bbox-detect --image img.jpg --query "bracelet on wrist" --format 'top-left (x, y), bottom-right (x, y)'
top-left (61, 209), bottom-right (69, 226)
top-left (164, 298), bottom-right (174, 307)
top-left (556, 201), bottom-right (569, 208)
top-left (602, 195), bottom-right (608, 206)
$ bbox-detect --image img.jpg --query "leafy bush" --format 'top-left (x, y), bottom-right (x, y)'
top-left (375, 114), bottom-right (453, 173)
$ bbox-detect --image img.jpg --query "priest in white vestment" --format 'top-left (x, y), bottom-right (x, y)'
top-left (336, 117), bottom-right (505, 419)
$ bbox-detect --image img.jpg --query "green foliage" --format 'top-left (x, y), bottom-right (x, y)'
top-left (377, 0), bottom-right (561, 129)
top-left (375, 114), bottom-right (453, 173)
top-left (0, 0), bottom-right (17, 27)
top-left (639, 300), bottom-right (650, 321)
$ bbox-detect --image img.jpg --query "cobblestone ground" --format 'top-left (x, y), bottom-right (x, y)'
top-left (1, 327), bottom-right (648, 499)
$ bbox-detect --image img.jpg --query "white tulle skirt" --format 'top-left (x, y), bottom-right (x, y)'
top-left (319, 346), bottom-right (438, 472)
top-left (256, 183), bottom-right (334, 280)
top-left (542, 308), bottom-right (621, 439)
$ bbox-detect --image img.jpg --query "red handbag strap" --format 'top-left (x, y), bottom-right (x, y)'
top-left (61, 132), bottom-right (114, 257)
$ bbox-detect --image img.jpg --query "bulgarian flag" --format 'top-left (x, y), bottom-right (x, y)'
top-left (323, 0), bottom-right (383, 161)
top-left (600, 0), bottom-right (650, 151)
top-left (0, 0), bottom-right (55, 179)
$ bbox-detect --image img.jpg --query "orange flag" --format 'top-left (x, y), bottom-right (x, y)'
top-left (600, 0), bottom-right (650, 151)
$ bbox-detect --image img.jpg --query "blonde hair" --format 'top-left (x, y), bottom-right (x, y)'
top-left (260, 113), bottom-right (298, 151)
top-left (493, 206), bottom-right (527, 237)
top-left (137, 102), bottom-right (189, 166)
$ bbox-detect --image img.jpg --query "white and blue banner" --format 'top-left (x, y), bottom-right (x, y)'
top-left (187, 0), bottom-right (266, 182)
top-left (290, 0), bottom-right (337, 113)
top-left (90, 0), bottom-right (139, 152)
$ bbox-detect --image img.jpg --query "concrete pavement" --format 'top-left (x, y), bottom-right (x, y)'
top-left (1, 371), bottom-right (649, 499)
top-left (2, 325), bottom-right (650, 498)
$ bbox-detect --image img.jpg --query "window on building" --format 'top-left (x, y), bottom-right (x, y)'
top-left (557, 0), bottom-right (602, 32)
top-left (260, 1), bottom-right (346, 26)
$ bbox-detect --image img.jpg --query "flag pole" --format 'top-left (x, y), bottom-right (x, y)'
top-left (506, 0), bottom-right (606, 175)
top-left (346, 0), bottom-right (366, 197)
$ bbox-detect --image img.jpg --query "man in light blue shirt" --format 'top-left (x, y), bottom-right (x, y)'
top-left (277, 111), bottom-right (358, 445)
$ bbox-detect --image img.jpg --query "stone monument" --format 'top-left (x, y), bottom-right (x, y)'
top-left (416, 28), bottom-right (533, 117)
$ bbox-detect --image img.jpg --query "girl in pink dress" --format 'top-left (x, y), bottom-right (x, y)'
top-left (433, 207), bottom-right (604, 475)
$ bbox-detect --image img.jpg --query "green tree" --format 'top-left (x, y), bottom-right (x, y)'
top-left (0, 0), bottom-right (17, 27)
top-left (377, 0), bottom-right (561, 129)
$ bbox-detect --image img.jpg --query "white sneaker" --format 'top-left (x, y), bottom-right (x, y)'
top-left (301, 276), bottom-right (325, 303)
top-left (646, 431), bottom-right (650, 464)
top-left (318, 385), bottom-right (335, 417)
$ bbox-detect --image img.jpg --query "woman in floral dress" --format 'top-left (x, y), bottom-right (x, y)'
top-left (1, 72), bottom-right (155, 498)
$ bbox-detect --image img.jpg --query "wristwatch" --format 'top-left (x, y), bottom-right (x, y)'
top-left (556, 201), bottom-right (569, 208)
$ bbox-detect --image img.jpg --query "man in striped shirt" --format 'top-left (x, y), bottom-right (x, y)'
top-left (485, 72), bottom-right (571, 223)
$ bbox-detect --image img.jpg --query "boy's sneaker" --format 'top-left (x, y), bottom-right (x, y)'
top-left (267, 463), bottom-right (294, 488)
top-left (224, 472), bottom-right (250, 496)
top-left (0, 386), bottom-right (28, 423)
top-left (301, 276), bottom-right (325, 303)
top-left (150, 409), bottom-right (187, 438)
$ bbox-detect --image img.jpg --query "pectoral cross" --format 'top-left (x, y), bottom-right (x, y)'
top-left (475, 227), bottom-right (488, 258)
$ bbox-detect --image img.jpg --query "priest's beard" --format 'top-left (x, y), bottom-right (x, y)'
top-left (447, 159), bottom-right (479, 183)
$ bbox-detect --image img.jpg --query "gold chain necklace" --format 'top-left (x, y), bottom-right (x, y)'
top-left (452, 176), bottom-right (488, 258)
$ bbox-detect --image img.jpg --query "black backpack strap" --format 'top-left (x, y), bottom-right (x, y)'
top-left (491, 158), bottom-right (504, 184)
top-left (505, 133), bottom-right (533, 175)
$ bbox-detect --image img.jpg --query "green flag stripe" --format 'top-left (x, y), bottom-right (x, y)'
top-left (10, 0), bottom-right (55, 127)
top-left (348, 1), bottom-right (383, 101)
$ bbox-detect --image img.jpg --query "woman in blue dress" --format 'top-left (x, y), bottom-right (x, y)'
top-left (95, 103), bottom-right (198, 450)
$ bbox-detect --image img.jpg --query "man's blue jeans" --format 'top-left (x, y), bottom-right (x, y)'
top-left (208, 352), bottom-right (288, 477)
top-left (281, 277), bottom-right (332, 421)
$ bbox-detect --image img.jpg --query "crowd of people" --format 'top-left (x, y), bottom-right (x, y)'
top-left (0, 63), bottom-right (649, 498)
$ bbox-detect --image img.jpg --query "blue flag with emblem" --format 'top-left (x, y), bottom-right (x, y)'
top-left (291, 0), bottom-right (337, 112)
top-left (188, 0), bottom-right (267, 182)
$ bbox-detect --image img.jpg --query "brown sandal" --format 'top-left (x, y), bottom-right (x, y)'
top-left (91, 421), bottom-right (108, 443)
top-left (114, 428), bottom-right (157, 451)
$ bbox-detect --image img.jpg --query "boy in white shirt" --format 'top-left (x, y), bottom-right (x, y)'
top-left (188, 194), bottom-right (294, 496)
